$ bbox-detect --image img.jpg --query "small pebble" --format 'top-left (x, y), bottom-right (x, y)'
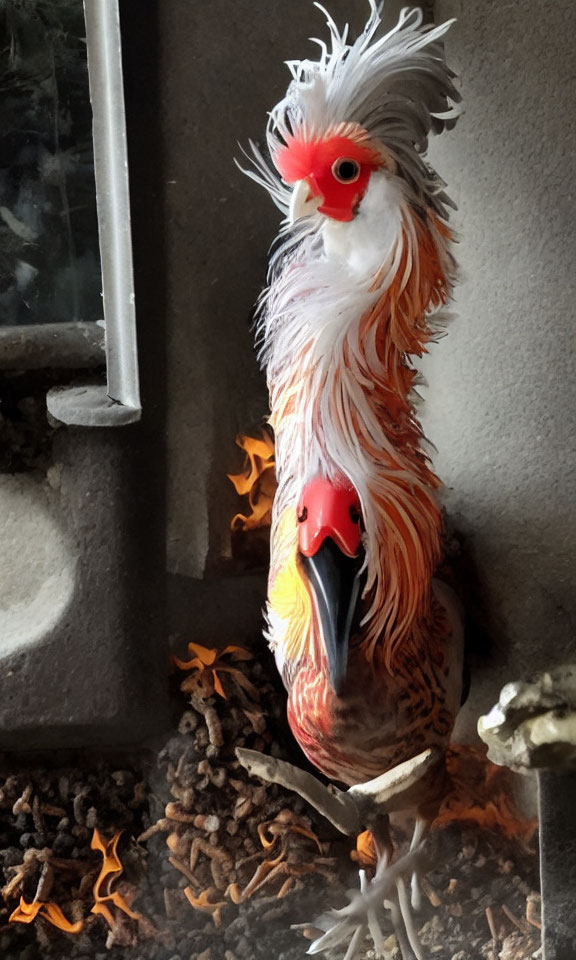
top-left (179, 711), bottom-right (199, 735)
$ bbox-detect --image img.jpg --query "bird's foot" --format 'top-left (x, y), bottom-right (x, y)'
top-left (235, 747), bottom-right (441, 959)
top-left (236, 746), bottom-right (440, 836)
top-left (299, 842), bottom-right (428, 960)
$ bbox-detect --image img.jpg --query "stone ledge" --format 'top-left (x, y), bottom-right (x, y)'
top-left (0, 322), bottom-right (105, 370)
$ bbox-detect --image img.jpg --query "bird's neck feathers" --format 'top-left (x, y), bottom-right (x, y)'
top-left (263, 181), bottom-right (454, 674)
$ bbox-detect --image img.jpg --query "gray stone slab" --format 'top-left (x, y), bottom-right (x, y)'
top-left (0, 424), bottom-right (169, 749)
top-left (424, 0), bottom-right (576, 743)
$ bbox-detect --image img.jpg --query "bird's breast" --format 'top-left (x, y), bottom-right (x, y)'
top-left (287, 627), bottom-right (458, 788)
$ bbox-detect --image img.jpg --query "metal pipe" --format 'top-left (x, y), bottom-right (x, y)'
top-left (83, 0), bottom-right (140, 414)
top-left (539, 770), bottom-right (576, 960)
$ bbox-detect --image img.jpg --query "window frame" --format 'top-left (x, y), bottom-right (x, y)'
top-left (0, 0), bottom-right (141, 426)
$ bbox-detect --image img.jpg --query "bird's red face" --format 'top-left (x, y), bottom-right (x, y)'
top-left (274, 133), bottom-right (384, 222)
top-left (297, 475), bottom-right (362, 558)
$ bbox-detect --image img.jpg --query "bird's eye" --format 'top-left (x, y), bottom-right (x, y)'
top-left (331, 158), bottom-right (361, 184)
top-left (349, 505), bottom-right (360, 524)
top-left (298, 506), bottom-right (308, 523)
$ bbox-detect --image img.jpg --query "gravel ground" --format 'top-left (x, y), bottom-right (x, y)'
top-left (0, 648), bottom-right (540, 960)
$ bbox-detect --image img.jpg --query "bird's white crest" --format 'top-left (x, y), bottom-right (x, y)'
top-left (274, 3), bottom-right (459, 141)
top-left (238, 2), bottom-right (460, 228)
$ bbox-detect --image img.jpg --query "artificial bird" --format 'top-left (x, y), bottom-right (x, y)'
top-left (240, 2), bottom-right (464, 947)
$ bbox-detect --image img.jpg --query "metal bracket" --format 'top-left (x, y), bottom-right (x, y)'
top-left (47, 383), bottom-right (140, 428)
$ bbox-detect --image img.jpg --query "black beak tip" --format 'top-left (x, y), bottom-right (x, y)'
top-left (300, 538), bottom-right (363, 697)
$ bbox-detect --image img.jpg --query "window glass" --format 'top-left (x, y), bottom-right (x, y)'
top-left (0, 0), bottom-right (101, 326)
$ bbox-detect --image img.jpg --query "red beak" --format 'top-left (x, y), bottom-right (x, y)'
top-left (297, 475), bottom-right (362, 559)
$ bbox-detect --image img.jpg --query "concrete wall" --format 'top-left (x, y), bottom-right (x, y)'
top-left (0, 415), bottom-right (169, 749)
top-left (423, 0), bottom-right (576, 735)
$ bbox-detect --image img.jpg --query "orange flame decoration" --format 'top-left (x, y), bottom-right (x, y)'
top-left (352, 746), bottom-right (538, 870)
top-left (435, 745), bottom-right (538, 843)
top-left (9, 830), bottom-right (141, 936)
top-left (228, 431), bottom-right (276, 531)
top-left (9, 897), bottom-right (83, 933)
top-left (174, 643), bottom-right (258, 701)
top-left (90, 829), bottom-right (142, 929)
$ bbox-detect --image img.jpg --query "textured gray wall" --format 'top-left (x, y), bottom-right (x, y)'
top-left (0, 424), bottom-right (169, 749)
top-left (423, 0), bottom-right (576, 735)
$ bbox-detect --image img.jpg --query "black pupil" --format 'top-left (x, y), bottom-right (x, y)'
top-left (337, 160), bottom-right (358, 181)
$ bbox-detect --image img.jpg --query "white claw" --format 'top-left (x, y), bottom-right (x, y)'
top-left (342, 924), bottom-right (365, 960)
top-left (366, 906), bottom-right (387, 957)
top-left (411, 871), bottom-right (422, 912)
top-left (305, 847), bottom-right (427, 960)
top-left (386, 895), bottom-right (413, 960)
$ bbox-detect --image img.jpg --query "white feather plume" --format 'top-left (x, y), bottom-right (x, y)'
top-left (239, 2), bottom-right (460, 229)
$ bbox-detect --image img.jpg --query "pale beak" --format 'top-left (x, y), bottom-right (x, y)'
top-left (288, 179), bottom-right (321, 224)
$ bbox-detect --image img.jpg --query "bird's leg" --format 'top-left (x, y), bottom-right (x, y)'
top-left (369, 814), bottom-right (426, 960)
top-left (236, 745), bottom-right (440, 838)
top-left (409, 817), bottom-right (428, 911)
top-left (235, 747), bottom-right (361, 835)
top-left (361, 815), bottom-right (393, 958)
top-left (371, 812), bottom-right (394, 866)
